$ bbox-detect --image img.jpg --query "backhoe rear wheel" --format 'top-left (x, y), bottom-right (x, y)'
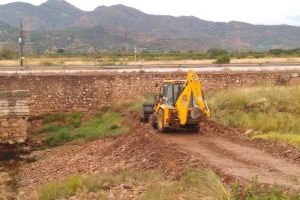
top-left (157, 109), bottom-right (167, 133)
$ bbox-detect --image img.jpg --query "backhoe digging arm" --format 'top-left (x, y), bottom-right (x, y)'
top-left (176, 70), bottom-right (211, 125)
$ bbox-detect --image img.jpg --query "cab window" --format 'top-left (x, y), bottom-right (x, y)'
top-left (174, 83), bottom-right (184, 103)
top-left (162, 83), bottom-right (184, 106)
top-left (162, 83), bottom-right (173, 106)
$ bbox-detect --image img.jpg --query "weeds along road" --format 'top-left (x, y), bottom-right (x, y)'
top-left (0, 65), bottom-right (300, 75)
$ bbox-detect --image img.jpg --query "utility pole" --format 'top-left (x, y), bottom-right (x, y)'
top-left (134, 46), bottom-right (137, 62)
top-left (19, 21), bottom-right (25, 67)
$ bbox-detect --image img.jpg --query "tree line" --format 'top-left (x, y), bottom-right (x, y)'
top-left (2, 48), bottom-right (300, 64)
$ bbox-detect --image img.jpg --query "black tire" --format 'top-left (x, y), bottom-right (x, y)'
top-left (149, 114), bottom-right (157, 129)
top-left (157, 109), bottom-right (167, 133)
top-left (140, 112), bottom-right (146, 122)
top-left (187, 125), bottom-right (200, 133)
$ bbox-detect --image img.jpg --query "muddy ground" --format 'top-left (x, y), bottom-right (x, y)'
top-left (1, 111), bottom-right (300, 199)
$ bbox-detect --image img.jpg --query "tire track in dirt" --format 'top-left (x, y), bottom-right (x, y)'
top-left (160, 133), bottom-right (300, 189)
top-left (196, 138), bottom-right (276, 170)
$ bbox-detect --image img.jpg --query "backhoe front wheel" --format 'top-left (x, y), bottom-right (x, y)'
top-left (187, 125), bottom-right (200, 133)
top-left (149, 114), bottom-right (157, 129)
top-left (157, 109), bottom-right (167, 133)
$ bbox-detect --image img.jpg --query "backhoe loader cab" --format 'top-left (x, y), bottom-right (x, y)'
top-left (157, 81), bottom-right (183, 106)
top-left (141, 70), bottom-right (211, 133)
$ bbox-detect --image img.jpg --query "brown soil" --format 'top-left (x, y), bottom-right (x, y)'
top-left (16, 115), bottom-right (189, 198)
top-left (202, 121), bottom-right (300, 163)
top-left (14, 113), bottom-right (300, 198)
top-left (159, 120), bottom-right (300, 189)
top-left (161, 133), bottom-right (300, 189)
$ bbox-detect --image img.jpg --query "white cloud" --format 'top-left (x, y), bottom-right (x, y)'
top-left (0, 0), bottom-right (300, 26)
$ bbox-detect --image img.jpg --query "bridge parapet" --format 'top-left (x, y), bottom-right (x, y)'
top-left (0, 90), bottom-right (30, 144)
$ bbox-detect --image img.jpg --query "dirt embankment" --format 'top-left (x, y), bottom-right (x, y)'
top-left (17, 113), bottom-right (189, 197)
top-left (202, 121), bottom-right (300, 163)
top-left (14, 112), bottom-right (300, 198)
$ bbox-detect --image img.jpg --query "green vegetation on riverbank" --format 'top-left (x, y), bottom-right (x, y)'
top-left (38, 167), bottom-right (300, 200)
top-left (38, 168), bottom-right (229, 200)
top-left (42, 111), bottom-right (128, 146)
top-left (209, 86), bottom-right (300, 148)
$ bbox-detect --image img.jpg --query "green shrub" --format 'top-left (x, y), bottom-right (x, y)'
top-left (215, 54), bottom-right (231, 64)
top-left (207, 49), bottom-right (228, 59)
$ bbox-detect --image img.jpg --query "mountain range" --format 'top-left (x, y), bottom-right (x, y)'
top-left (0, 0), bottom-right (300, 52)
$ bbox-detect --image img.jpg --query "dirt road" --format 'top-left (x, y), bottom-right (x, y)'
top-left (160, 131), bottom-right (300, 189)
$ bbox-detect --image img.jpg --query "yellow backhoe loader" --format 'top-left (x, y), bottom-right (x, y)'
top-left (141, 70), bottom-right (211, 132)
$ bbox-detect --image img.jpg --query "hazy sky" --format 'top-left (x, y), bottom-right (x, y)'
top-left (0, 0), bottom-right (300, 26)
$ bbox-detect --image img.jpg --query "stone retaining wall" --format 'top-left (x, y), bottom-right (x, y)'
top-left (0, 90), bottom-right (30, 144)
top-left (0, 72), bottom-right (299, 116)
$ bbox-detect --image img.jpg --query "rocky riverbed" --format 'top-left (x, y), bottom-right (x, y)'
top-left (0, 153), bottom-right (32, 200)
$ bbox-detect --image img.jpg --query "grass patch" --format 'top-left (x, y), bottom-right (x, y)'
top-left (38, 168), bottom-right (230, 200)
top-left (38, 168), bottom-right (300, 200)
top-left (209, 86), bottom-right (300, 147)
top-left (254, 133), bottom-right (300, 148)
top-left (233, 177), bottom-right (300, 200)
top-left (142, 167), bottom-right (230, 200)
top-left (74, 112), bottom-right (127, 140)
top-left (43, 111), bottom-right (128, 146)
top-left (39, 175), bottom-right (94, 200)
top-left (43, 112), bottom-right (83, 128)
